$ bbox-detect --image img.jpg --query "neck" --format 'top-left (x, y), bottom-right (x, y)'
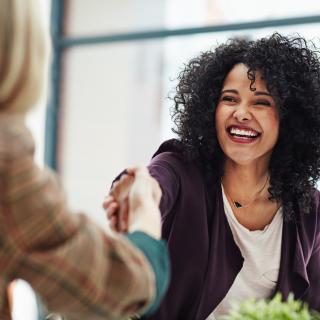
top-left (222, 159), bottom-right (270, 200)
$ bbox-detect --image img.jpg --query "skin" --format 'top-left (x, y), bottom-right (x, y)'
top-left (215, 63), bottom-right (280, 230)
top-left (104, 167), bottom-right (162, 238)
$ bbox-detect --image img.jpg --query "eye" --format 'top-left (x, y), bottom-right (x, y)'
top-left (255, 100), bottom-right (272, 106)
top-left (221, 96), bottom-right (237, 103)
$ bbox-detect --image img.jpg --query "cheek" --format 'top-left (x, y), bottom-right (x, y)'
top-left (265, 111), bottom-right (280, 142)
top-left (270, 109), bottom-right (279, 125)
top-left (215, 106), bottom-right (231, 150)
top-left (215, 105), bottom-right (227, 129)
top-left (270, 110), bottom-right (280, 130)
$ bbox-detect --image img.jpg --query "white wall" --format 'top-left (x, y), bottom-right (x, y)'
top-left (60, 1), bottom-right (165, 226)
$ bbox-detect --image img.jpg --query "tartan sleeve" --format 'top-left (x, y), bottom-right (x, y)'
top-left (0, 116), bottom-right (160, 320)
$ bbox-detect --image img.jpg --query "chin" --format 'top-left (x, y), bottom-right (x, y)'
top-left (223, 147), bottom-right (254, 163)
top-left (228, 156), bottom-right (255, 166)
top-left (225, 149), bottom-right (272, 167)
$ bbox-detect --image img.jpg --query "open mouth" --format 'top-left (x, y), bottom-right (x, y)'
top-left (226, 125), bottom-right (261, 142)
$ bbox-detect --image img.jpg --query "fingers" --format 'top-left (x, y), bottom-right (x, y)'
top-left (118, 199), bottom-right (129, 232)
top-left (103, 195), bottom-right (115, 210)
top-left (104, 167), bottom-right (161, 234)
top-left (125, 167), bottom-right (162, 239)
top-left (103, 195), bottom-right (121, 231)
top-left (109, 216), bottom-right (118, 231)
top-left (127, 166), bottom-right (149, 178)
top-left (105, 174), bottom-right (134, 233)
top-left (110, 174), bottom-right (134, 201)
top-left (103, 195), bottom-right (118, 217)
top-left (106, 202), bottom-right (119, 219)
top-left (128, 167), bottom-right (162, 206)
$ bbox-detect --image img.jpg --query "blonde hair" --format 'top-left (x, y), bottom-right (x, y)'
top-left (0, 0), bottom-right (49, 113)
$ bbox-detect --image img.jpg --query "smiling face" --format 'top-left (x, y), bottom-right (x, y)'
top-left (215, 63), bottom-right (280, 167)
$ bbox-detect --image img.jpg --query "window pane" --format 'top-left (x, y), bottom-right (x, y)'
top-left (65, 0), bottom-right (166, 36)
top-left (65, 0), bottom-right (320, 36)
top-left (60, 41), bottom-right (163, 224)
top-left (166, 0), bottom-right (320, 28)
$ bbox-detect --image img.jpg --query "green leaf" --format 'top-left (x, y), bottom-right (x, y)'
top-left (221, 293), bottom-right (319, 320)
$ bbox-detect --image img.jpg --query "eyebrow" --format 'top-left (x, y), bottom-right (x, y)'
top-left (221, 89), bottom-right (238, 95)
top-left (254, 91), bottom-right (272, 97)
top-left (221, 89), bottom-right (272, 97)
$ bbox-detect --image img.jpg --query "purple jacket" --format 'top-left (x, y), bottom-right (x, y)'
top-left (145, 141), bottom-right (320, 320)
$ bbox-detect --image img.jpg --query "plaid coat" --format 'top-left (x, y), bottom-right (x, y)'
top-left (0, 114), bottom-right (156, 320)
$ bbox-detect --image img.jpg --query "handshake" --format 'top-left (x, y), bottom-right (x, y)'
top-left (103, 167), bottom-right (162, 239)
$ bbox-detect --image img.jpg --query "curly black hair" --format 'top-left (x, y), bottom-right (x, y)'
top-left (171, 33), bottom-right (320, 220)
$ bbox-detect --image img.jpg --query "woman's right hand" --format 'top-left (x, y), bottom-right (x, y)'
top-left (104, 167), bottom-right (162, 239)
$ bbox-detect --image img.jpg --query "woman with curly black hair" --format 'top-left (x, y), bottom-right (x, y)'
top-left (106, 33), bottom-right (320, 320)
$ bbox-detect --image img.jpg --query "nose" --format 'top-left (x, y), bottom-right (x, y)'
top-left (233, 103), bottom-right (252, 122)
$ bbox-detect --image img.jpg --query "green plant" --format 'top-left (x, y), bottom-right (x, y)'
top-left (220, 293), bottom-right (320, 320)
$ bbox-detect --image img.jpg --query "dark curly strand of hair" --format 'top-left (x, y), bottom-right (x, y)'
top-left (171, 33), bottom-right (320, 220)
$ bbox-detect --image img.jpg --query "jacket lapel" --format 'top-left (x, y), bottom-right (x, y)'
top-left (276, 218), bottom-right (310, 299)
top-left (195, 184), bottom-right (243, 320)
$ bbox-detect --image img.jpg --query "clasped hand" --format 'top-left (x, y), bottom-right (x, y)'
top-left (103, 167), bottom-right (162, 239)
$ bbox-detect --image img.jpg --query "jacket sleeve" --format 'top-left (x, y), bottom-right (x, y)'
top-left (148, 152), bottom-right (180, 221)
top-left (0, 116), bottom-right (168, 320)
top-left (306, 246), bottom-right (320, 312)
top-left (304, 190), bottom-right (320, 312)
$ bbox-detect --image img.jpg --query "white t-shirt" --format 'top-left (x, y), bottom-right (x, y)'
top-left (206, 185), bottom-right (283, 320)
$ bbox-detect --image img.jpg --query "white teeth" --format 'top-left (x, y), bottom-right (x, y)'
top-left (230, 127), bottom-right (258, 137)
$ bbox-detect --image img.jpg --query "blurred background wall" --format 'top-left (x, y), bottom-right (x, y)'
top-left (18, 0), bottom-right (320, 319)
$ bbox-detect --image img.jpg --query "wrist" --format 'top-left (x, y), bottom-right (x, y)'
top-left (128, 203), bottom-right (161, 239)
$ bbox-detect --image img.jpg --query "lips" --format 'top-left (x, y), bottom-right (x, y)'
top-left (226, 125), bottom-right (261, 143)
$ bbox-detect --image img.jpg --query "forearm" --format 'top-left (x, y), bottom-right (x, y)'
top-left (13, 216), bottom-right (157, 319)
top-left (0, 131), bottom-right (159, 319)
top-left (126, 232), bottom-right (170, 316)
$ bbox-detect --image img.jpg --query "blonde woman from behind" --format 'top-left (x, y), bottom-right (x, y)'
top-left (0, 0), bottom-right (170, 319)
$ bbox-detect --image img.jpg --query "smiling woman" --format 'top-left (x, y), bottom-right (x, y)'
top-left (215, 63), bottom-right (279, 167)
top-left (105, 33), bottom-right (320, 320)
